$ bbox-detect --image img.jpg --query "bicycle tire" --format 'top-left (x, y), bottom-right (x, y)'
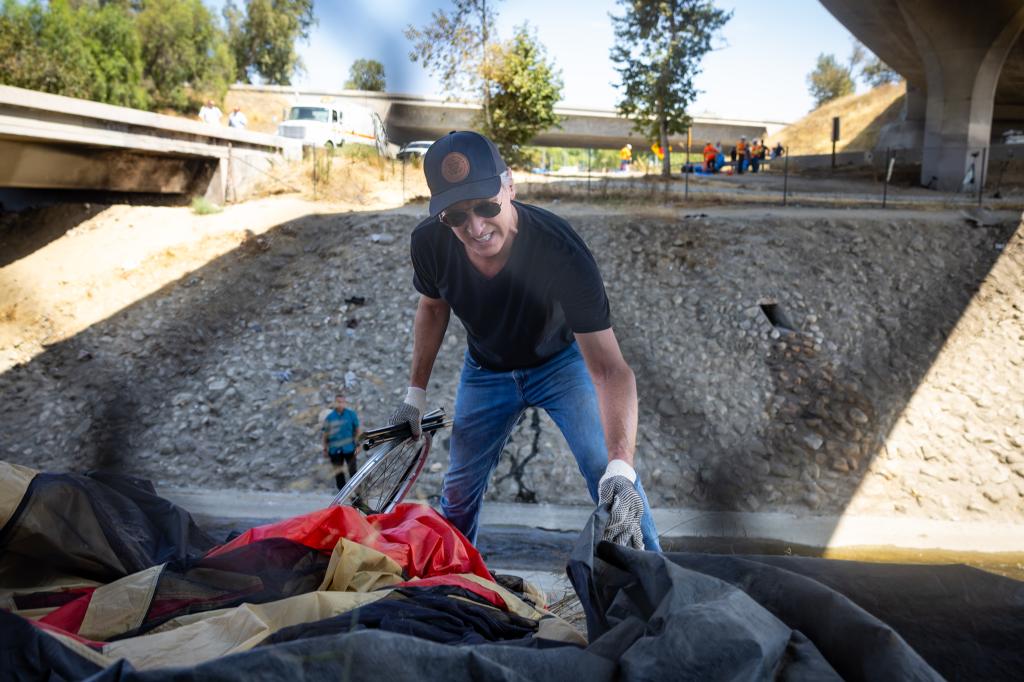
top-left (330, 433), bottom-right (432, 515)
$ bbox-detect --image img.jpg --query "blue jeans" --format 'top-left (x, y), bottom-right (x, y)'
top-left (441, 342), bottom-right (661, 551)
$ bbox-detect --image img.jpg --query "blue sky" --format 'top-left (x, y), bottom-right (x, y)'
top-left (226, 0), bottom-right (867, 123)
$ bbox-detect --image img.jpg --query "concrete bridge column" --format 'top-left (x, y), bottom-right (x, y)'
top-left (878, 82), bottom-right (927, 151)
top-left (899, 1), bottom-right (1024, 191)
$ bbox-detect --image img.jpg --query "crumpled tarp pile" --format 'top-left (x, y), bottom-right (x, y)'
top-left (1, 460), bottom-right (1022, 681)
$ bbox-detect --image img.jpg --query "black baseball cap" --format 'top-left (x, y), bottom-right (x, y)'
top-left (424, 131), bottom-right (508, 217)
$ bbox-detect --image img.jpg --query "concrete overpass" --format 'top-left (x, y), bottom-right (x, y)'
top-left (820, 0), bottom-right (1024, 191)
top-left (0, 86), bottom-right (299, 204)
top-left (231, 84), bottom-right (787, 151)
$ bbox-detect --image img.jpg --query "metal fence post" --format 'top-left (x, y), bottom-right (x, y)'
top-left (312, 144), bottom-right (318, 201)
top-left (978, 146), bottom-right (987, 208)
top-left (226, 142), bottom-right (234, 204)
top-left (782, 147), bottom-right (789, 206)
top-left (587, 148), bottom-right (592, 195)
top-left (882, 147), bottom-right (890, 209)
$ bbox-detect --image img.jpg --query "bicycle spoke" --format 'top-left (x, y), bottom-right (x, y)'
top-left (333, 433), bottom-right (434, 514)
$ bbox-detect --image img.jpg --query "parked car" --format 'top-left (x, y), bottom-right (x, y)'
top-left (396, 140), bottom-right (434, 160)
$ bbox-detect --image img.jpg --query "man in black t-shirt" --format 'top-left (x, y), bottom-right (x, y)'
top-left (389, 131), bottom-right (660, 551)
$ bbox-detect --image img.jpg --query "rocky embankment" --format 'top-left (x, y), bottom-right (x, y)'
top-left (1, 202), bottom-right (1021, 522)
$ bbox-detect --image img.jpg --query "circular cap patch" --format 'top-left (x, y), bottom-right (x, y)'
top-left (441, 152), bottom-right (470, 183)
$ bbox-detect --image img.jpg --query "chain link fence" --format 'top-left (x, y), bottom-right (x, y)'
top-left (512, 144), bottom-right (1024, 212)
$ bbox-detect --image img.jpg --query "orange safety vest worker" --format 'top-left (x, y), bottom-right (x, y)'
top-left (703, 143), bottom-right (717, 162)
top-left (736, 140), bottom-right (747, 155)
top-left (751, 142), bottom-right (763, 157)
top-left (619, 145), bottom-right (632, 161)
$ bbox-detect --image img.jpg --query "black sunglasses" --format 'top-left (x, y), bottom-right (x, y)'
top-left (440, 199), bottom-right (502, 228)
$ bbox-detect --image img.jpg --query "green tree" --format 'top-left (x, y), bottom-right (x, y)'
top-left (345, 58), bottom-right (386, 91)
top-left (405, 0), bottom-right (498, 129)
top-left (0, 0), bottom-right (93, 98)
top-left (487, 24), bottom-right (562, 164)
top-left (230, 0), bottom-right (315, 85)
top-left (0, 0), bottom-right (146, 108)
top-left (80, 2), bottom-right (148, 108)
top-left (406, 2), bottom-right (562, 160)
top-left (222, 0), bottom-right (247, 82)
top-left (861, 55), bottom-right (900, 87)
top-left (807, 53), bottom-right (854, 107)
top-left (136, 0), bottom-right (235, 111)
top-left (610, 0), bottom-right (731, 178)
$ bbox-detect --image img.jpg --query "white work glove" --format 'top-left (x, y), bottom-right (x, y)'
top-left (389, 387), bottom-right (425, 438)
top-left (598, 459), bottom-right (644, 550)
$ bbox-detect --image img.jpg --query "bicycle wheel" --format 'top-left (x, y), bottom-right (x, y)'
top-left (330, 433), bottom-right (432, 515)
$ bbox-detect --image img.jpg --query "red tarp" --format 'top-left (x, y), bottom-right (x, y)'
top-left (207, 503), bottom-right (491, 581)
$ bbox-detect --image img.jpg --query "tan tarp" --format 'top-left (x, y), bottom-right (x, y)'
top-left (319, 537), bottom-right (404, 592)
top-left (79, 565), bottom-right (164, 641)
top-left (1, 575), bottom-right (101, 611)
top-left (0, 461), bottom-right (36, 528)
top-left (96, 529), bottom-right (403, 668)
top-left (103, 589), bottom-right (389, 670)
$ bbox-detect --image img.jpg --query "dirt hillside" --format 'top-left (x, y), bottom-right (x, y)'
top-left (224, 89), bottom-right (293, 135)
top-left (773, 82), bottom-right (906, 155)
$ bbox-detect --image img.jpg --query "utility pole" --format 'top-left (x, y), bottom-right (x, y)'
top-left (481, 0), bottom-right (491, 135)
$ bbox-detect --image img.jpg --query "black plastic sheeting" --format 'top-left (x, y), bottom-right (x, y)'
top-left (264, 587), bottom-right (540, 646)
top-left (0, 472), bottom-right (216, 584)
top-left (2, 482), bottom-right (1023, 681)
top-left (127, 537), bottom-right (330, 638)
top-left (568, 509), bottom-right (1023, 681)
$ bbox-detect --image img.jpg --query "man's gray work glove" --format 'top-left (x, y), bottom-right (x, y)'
top-left (389, 387), bottom-right (426, 439)
top-left (598, 459), bottom-right (644, 550)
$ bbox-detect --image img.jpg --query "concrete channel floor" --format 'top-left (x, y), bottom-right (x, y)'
top-left (163, 487), bottom-right (1024, 597)
top-left (162, 487), bottom-right (1024, 553)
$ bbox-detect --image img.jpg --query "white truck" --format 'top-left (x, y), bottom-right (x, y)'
top-left (276, 98), bottom-right (386, 151)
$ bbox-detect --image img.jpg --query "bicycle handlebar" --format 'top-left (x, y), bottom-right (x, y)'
top-left (361, 408), bottom-right (451, 449)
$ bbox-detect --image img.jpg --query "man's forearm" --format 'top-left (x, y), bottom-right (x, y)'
top-left (591, 364), bottom-right (638, 467)
top-left (409, 297), bottom-right (450, 389)
top-left (576, 329), bottom-right (639, 468)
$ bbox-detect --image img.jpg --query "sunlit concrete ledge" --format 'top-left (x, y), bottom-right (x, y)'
top-left (161, 487), bottom-right (1023, 554)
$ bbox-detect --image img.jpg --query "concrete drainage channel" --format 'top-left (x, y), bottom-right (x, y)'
top-left (163, 488), bottom-right (1024, 597)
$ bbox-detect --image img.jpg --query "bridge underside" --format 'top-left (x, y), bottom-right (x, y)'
top-left (0, 138), bottom-right (214, 194)
top-left (282, 89), bottom-right (781, 151)
top-left (382, 102), bottom-right (772, 151)
top-left (821, 0), bottom-right (1024, 191)
top-left (0, 86), bottom-right (298, 204)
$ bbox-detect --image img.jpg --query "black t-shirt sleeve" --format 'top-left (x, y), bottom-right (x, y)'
top-left (410, 222), bottom-right (442, 299)
top-left (553, 238), bottom-right (612, 334)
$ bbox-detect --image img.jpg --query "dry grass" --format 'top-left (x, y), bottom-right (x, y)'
top-left (250, 148), bottom-right (430, 206)
top-left (773, 82), bottom-right (906, 155)
top-left (548, 591), bottom-right (587, 630)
